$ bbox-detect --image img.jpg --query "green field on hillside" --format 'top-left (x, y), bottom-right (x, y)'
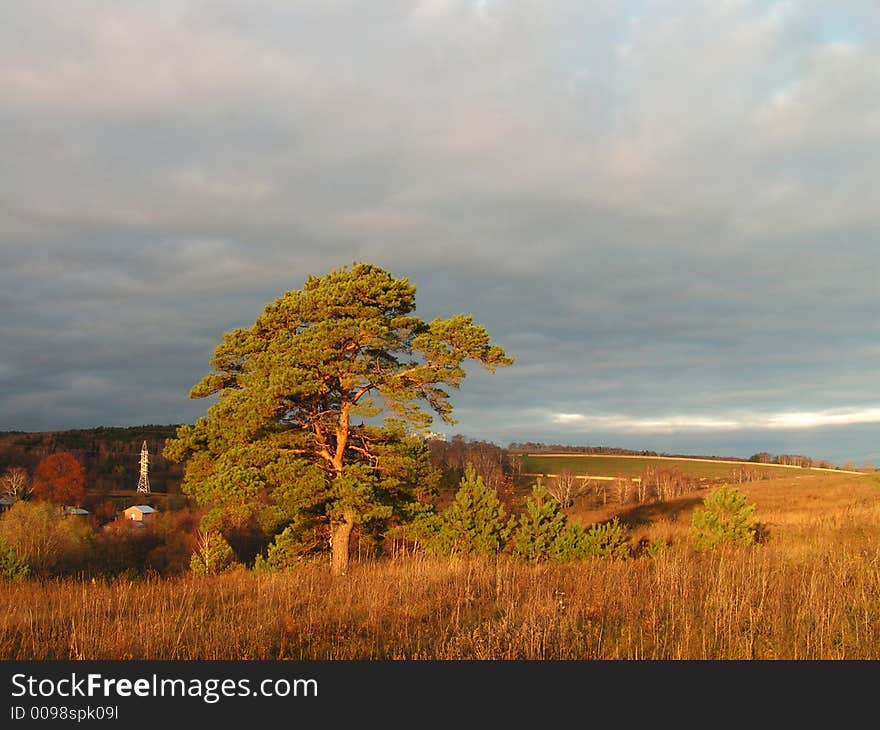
top-left (518, 454), bottom-right (815, 480)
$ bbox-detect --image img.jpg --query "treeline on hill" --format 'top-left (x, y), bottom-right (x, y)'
top-left (509, 442), bottom-right (678, 457)
top-left (747, 451), bottom-right (839, 469)
top-left (426, 436), bottom-right (519, 498)
top-left (0, 426), bottom-right (185, 495)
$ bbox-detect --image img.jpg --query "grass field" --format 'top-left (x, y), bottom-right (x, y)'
top-left (518, 453), bottom-right (845, 480)
top-left (3, 471), bottom-right (880, 659)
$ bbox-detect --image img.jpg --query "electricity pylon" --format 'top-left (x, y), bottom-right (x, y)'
top-left (136, 440), bottom-right (151, 494)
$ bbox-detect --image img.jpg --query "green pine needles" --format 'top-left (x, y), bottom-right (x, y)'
top-left (510, 479), bottom-right (568, 561)
top-left (511, 480), bottom-right (630, 561)
top-left (423, 470), bottom-right (632, 562)
top-left (690, 484), bottom-right (758, 552)
top-left (579, 517), bottom-right (631, 559)
top-left (190, 531), bottom-right (239, 575)
top-left (164, 262), bottom-right (513, 576)
top-left (253, 516), bottom-right (324, 572)
top-left (424, 464), bottom-right (512, 557)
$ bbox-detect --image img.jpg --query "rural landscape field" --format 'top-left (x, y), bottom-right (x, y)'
top-left (3, 440), bottom-right (879, 660)
top-left (4, 2), bottom-right (880, 694)
top-left (1, 264), bottom-right (878, 666)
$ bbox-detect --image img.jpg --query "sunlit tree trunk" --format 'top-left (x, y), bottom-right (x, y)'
top-left (330, 514), bottom-right (354, 576)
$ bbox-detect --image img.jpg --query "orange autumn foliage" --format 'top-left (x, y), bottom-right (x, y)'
top-left (32, 452), bottom-right (86, 506)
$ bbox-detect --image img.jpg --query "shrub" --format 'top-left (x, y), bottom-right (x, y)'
top-left (89, 509), bottom-right (199, 577)
top-left (690, 484), bottom-right (757, 552)
top-left (424, 464), bottom-right (512, 557)
top-left (639, 536), bottom-right (670, 559)
top-left (90, 525), bottom-right (161, 577)
top-left (144, 509), bottom-right (200, 575)
top-left (0, 501), bottom-right (93, 575)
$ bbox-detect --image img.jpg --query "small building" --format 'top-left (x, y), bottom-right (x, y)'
top-left (63, 506), bottom-right (90, 517)
top-left (0, 496), bottom-right (14, 513)
top-left (123, 505), bottom-right (157, 522)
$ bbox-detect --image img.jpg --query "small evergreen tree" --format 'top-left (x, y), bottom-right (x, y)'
top-left (550, 521), bottom-right (589, 562)
top-left (691, 484), bottom-right (757, 552)
top-left (253, 516), bottom-right (323, 572)
top-left (581, 517), bottom-right (631, 558)
top-left (425, 464), bottom-right (512, 557)
top-left (511, 479), bottom-right (568, 562)
top-left (643, 536), bottom-right (669, 559)
top-left (0, 539), bottom-right (29, 581)
top-left (510, 482), bottom-right (632, 562)
top-left (190, 530), bottom-right (238, 575)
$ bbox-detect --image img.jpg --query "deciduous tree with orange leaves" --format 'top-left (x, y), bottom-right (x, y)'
top-left (32, 452), bottom-right (86, 507)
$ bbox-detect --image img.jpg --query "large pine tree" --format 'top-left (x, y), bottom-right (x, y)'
top-left (164, 263), bottom-right (513, 575)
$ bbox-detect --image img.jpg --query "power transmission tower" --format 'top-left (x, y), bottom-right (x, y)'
top-left (136, 440), bottom-right (151, 494)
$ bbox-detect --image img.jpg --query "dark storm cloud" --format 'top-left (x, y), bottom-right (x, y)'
top-left (1, 1), bottom-right (879, 465)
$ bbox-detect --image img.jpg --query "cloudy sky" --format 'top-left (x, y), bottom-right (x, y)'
top-left (2, 0), bottom-right (878, 466)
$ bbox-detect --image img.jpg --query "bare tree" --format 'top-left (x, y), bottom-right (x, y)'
top-left (509, 453), bottom-right (525, 480)
top-left (546, 469), bottom-right (582, 507)
top-left (596, 480), bottom-right (608, 506)
top-left (190, 530), bottom-right (236, 575)
top-left (642, 465), bottom-right (657, 501)
top-left (0, 467), bottom-right (31, 500)
top-left (635, 476), bottom-right (648, 503)
top-left (652, 466), bottom-right (685, 501)
top-left (614, 476), bottom-right (632, 504)
top-left (731, 467), bottom-right (758, 484)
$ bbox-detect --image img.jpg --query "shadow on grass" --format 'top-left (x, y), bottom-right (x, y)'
top-left (613, 494), bottom-right (705, 528)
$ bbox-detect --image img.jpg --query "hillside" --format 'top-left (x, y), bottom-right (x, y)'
top-left (518, 453), bottom-right (862, 480)
top-left (0, 425), bottom-right (184, 495)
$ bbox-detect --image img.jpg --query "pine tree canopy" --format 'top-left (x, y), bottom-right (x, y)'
top-left (164, 262), bottom-right (513, 575)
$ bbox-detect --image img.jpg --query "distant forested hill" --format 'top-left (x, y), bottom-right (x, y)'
top-left (0, 425), bottom-right (185, 494)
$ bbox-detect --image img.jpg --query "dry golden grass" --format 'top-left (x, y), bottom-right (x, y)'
top-left (3, 472), bottom-right (880, 660)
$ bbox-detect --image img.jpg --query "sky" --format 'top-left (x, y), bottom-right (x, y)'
top-left (1, 0), bottom-right (879, 466)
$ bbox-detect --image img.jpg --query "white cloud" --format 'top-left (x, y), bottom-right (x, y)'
top-left (552, 407), bottom-right (880, 433)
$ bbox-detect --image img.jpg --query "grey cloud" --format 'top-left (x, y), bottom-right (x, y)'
top-left (1, 1), bottom-right (879, 466)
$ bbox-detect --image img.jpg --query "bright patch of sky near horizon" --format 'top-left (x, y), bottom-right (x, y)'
top-left (1, 1), bottom-right (878, 466)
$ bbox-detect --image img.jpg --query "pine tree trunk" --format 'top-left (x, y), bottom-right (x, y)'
top-left (330, 515), bottom-right (354, 576)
